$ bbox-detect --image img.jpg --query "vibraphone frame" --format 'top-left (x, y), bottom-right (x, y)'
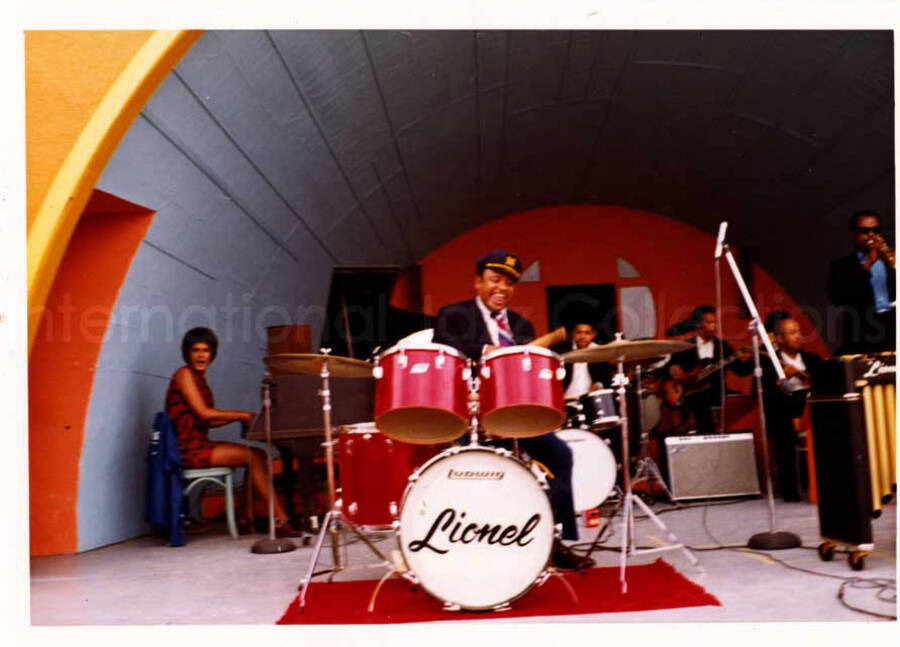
top-left (808, 352), bottom-right (896, 570)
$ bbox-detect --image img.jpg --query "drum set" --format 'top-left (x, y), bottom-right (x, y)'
top-left (262, 334), bottom-right (700, 612)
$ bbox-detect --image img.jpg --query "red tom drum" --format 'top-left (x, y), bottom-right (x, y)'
top-left (338, 423), bottom-right (442, 527)
top-left (374, 343), bottom-right (470, 444)
top-left (479, 346), bottom-right (566, 438)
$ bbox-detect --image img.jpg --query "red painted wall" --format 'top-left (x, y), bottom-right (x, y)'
top-left (29, 190), bottom-right (154, 556)
top-left (397, 204), bottom-right (828, 368)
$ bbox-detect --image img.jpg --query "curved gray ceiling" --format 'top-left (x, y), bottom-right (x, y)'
top-left (218, 30), bottom-right (888, 306)
top-left (120, 29), bottom-right (895, 312)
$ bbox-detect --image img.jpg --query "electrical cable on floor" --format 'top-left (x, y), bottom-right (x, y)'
top-left (695, 495), bottom-right (897, 620)
top-left (741, 548), bottom-right (897, 620)
top-left (574, 494), bottom-right (896, 620)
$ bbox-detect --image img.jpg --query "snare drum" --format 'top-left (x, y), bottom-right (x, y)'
top-left (338, 423), bottom-right (440, 527)
top-left (579, 388), bottom-right (621, 431)
top-left (479, 346), bottom-right (566, 438)
top-left (373, 343), bottom-right (469, 444)
top-left (398, 446), bottom-right (554, 610)
top-left (555, 428), bottom-right (617, 512)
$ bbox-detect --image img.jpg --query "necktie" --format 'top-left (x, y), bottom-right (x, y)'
top-left (493, 311), bottom-right (515, 346)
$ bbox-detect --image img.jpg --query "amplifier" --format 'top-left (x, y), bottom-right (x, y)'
top-left (664, 433), bottom-right (761, 500)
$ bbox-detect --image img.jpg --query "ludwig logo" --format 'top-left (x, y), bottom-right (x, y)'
top-left (447, 468), bottom-right (504, 480)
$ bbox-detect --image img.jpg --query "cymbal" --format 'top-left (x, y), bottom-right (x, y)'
top-left (562, 339), bottom-right (692, 364)
top-left (264, 353), bottom-right (374, 378)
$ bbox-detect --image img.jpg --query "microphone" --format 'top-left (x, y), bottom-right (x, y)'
top-left (714, 221), bottom-right (728, 259)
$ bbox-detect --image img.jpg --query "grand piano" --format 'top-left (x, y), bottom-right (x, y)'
top-left (246, 265), bottom-right (433, 528)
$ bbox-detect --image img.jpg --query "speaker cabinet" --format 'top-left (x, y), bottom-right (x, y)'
top-left (664, 433), bottom-right (761, 500)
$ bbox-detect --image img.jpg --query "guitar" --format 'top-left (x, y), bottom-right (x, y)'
top-left (678, 343), bottom-right (809, 395)
top-left (677, 351), bottom-right (750, 396)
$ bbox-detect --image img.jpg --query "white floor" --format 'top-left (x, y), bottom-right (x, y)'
top-left (30, 497), bottom-right (896, 626)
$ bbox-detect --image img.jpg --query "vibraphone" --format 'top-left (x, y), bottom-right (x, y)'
top-left (808, 352), bottom-right (896, 570)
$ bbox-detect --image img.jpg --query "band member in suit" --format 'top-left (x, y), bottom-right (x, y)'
top-left (552, 322), bottom-right (614, 399)
top-left (666, 305), bottom-right (752, 434)
top-left (434, 249), bottom-right (594, 570)
top-left (762, 311), bottom-right (824, 501)
top-left (827, 210), bottom-right (896, 355)
top-left (433, 251), bottom-right (535, 359)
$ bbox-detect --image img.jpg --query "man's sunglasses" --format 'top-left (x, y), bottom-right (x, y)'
top-left (855, 226), bottom-right (882, 234)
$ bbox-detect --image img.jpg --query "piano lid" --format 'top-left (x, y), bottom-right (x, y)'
top-left (321, 265), bottom-right (434, 360)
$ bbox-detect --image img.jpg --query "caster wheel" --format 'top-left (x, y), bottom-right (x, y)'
top-left (849, 551), bottom-right (866, 571)
top-left (817, 542), bottom-right (835, 562)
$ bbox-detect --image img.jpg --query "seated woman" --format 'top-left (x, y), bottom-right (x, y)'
top-left (166, 326), bottom-right (302, 537)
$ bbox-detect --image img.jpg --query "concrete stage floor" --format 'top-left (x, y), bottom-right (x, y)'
top-left (31, 497), bottom-right (896, 625)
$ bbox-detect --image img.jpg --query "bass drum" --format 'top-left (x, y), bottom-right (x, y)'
top-left (555, 428), bottom-right (617, 512)
top-left (398, 446), bottom-right (554, 611)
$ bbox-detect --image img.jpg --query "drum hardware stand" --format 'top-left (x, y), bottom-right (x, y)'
top-left (719, 238), bottom-right (800, 550)
top-left (582, 338), bottom-right (700, 594)
top-left (629, 363), bottom-right (677, 504)
top-left (251, 373), bottom-right (297, 555)
top-left (297, 349), bottom-right (392, 610)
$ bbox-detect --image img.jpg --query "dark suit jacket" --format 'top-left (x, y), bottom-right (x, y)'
top-left (827, 253), bottom-right (896, 354)
top-left (667, 336), bottom-right (753, 377)
top-left (551, 341), bottom-right (613, 390)
top-left (761, 350), bottom-right (823, 431)
top-left (433, 298), bottom-right (535, 361)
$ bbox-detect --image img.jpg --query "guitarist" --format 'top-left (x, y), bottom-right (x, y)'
top-left (666, 305), bottom-right (752, 434)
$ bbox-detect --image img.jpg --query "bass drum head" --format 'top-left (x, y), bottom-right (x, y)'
top-left (555, 429), bottom-right (617, 512)
top-left (398, 447), bottom-right (554, 610)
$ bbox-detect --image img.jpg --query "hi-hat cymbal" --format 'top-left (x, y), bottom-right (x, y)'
top-left (264, 353), bottom-right (374, 378)
top-left (562, 339), bottom-right (692, 364)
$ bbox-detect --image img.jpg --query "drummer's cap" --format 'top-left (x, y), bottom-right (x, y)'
top-left (476, 249), bottom-right (522, 281)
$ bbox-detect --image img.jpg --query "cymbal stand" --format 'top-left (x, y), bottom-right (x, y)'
top-left (297, 348), bottom-right (392, 610)
top-left (629, 363), bottom-right (676, 504)
top-left (583, 342), bottom-right (700, 594)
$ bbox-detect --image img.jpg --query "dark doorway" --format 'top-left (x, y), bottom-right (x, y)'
top-left (545, 283), bottom-right (618, 343)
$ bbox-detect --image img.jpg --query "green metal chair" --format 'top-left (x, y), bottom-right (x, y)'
top-left (182, 467), bottom-right (239, 539)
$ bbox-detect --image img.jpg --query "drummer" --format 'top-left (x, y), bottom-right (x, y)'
top-left (433, 249), bottom-right (595, 570)
top-left (553, 321), bottom-right (614, 399)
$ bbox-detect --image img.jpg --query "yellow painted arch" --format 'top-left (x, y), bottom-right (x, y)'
top-left (27, 30), bottom-right (203, 352)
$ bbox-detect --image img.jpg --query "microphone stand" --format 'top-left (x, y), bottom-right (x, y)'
top-left (251, 373), bottom-right (297, 554)
top-left (718, 240), bottom-right (801, 550)
top-left (714, 222), bottom-right (728, 433)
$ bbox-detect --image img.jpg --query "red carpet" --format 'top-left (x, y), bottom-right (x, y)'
top-left (277, 559), bottom-right (720, 624)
